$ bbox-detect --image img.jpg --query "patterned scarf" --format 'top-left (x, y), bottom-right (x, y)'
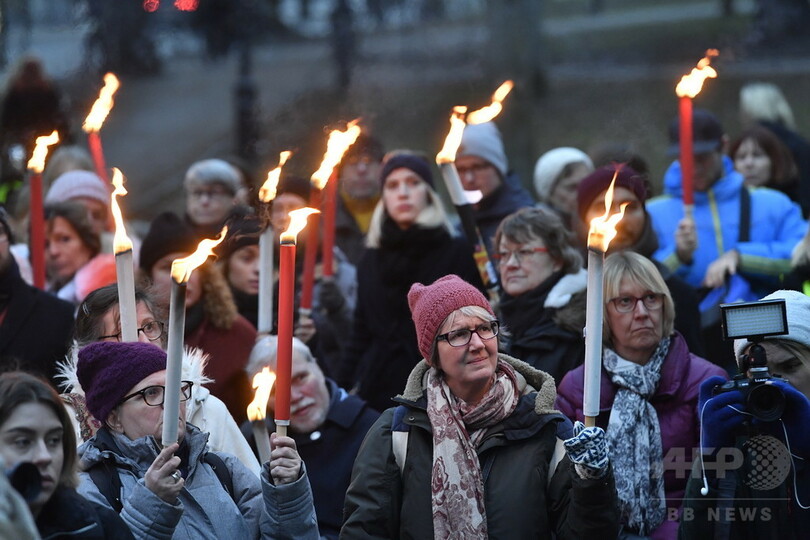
top-left (425, 361), bottom-right (520, 540)
top-left (603, 338), bottom-right (669, 536)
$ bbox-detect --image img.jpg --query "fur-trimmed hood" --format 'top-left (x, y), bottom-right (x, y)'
top-left (397, 353), bottom-right (559, 415)
top-left (55, 342), bottom-right (213, 395)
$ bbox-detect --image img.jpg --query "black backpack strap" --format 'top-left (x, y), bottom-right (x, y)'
top-left (203, 452), bottom-right (234, 500)
top-left (739, 184), bottom-right (751, 243)
top-left (87, 458), bottom-right (123, 514)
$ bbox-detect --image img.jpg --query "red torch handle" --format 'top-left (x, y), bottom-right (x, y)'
top-left (679, 96), bottom-right (694, 209)
top-left (87, 132), bottom-right (110, 184)
top-left (29, 172), bottom-right (46, 289)
top-left (321, 169), bottom-right (339, 278)
top-left (275, 241), bottom-right (296, 430)
top-left (299, 187), bottom-right (321, 311)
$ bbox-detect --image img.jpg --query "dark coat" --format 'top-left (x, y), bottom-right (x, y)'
top-left (0, 259), bottom-right (74, 387)
top-left (36, 486), bottom-right (133, 539)
top-left (498, 269), bottom-right (586, 385)
top-left (242, 378), bottom-right (379, 539)
top-left (336, 222), bottom-right (485, 412)
top-left (341, 355), bottom-right (620, 539)
top-left (472, 171), bottom-right (535, 254)
top-left (556, 332), bottom-right (726, 538)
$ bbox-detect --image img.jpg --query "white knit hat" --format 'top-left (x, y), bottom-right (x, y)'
top-left (533, 147), bottom-right (593, 201)
top-left (45, 170), bottom-right (110, 208)
top-left (733, 289), bottom-right (810, 363)
top-left (457, 122), bottom-right (508, 178)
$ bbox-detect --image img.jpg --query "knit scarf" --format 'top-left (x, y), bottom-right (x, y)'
top-left (425, 361), bottom-right (520, 539)
top-left (603, 339), bottom-right (669, 536)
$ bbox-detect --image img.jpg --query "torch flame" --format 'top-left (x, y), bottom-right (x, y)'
top-left (83, 73), bottom-right (121, 132)
top-left (110, 168), bottom-right (133, 253)
top-left (170, 227), bottom-right (228, 283)
top-left (675, 49), bottom-right (719, 99)
top-left (246, 367), bottom-right (276, 422)
top-left (259, 151), bottom-right (292, 203)
top-left (466, 80), bottom-right (514, 125)
top-left (281, 208), bottom-right (319, 243)
top-left (26, 131), bottom-right (60, 172)
top-left (436, 106), bottom-right (468, 164)
top-left (587, 172), bottom-right (628, 252)
top-left (311, 120), bottom-right (362, 190)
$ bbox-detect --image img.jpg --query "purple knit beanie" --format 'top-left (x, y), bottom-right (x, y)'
top-left (408, 274), bottom-right (494, 360)
top-left (77, 341), bottom-right (167, 423)
top-left (576, 165), bottom-right (648, 222)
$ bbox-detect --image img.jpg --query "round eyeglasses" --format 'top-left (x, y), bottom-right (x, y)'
top-left (99, 321), bottom-right (165, 343)
top-left (120, 381), bottom-right (194, 407)
top-left (609, 293), bottom-right (664, 313)
top-left (436, 321), bottom-right (500, 347)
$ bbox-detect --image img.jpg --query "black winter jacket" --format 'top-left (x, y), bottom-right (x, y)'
top-left (36, 486), bottom-right (133, 539)
top-left (336, 222), bottom-right (485, 412)
top-left (341, 354), bottom-right (620, 539)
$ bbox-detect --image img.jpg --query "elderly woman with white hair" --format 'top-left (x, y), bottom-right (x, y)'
top-left (681, 289), bottom-right (810, 539)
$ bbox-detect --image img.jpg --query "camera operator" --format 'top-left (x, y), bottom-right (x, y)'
top-left (679, 289), bottom-right (810, 539)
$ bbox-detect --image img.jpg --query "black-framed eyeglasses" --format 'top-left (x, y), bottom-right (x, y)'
top-left (99, 321), bottom-right (165, 343)
top-left (120, 381), bottom-right (194, 407)
top-left (436, 321), bottom-right (499, 347)
top-left (609, 293), bottom-right (664, 313)
top-left (492, 247), bottom-right (548, 266)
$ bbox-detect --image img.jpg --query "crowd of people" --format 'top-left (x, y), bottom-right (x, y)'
top-left (1, 72), bottom-right (810, 539)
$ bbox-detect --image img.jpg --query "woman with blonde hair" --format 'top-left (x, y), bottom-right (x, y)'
top-left (556, 251), bottom-right (725, 539)
top-left (335, 152), bottom-right (484, 411)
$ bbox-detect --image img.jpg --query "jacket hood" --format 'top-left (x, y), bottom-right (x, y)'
top-left (662, 155), bottom-right (743, 202)
top-left (398, 353), bottom-right (559, 415)
top-left (56, 343), bottom-right (213, 395)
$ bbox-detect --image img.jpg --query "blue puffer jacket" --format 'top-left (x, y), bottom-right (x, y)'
top-left (77, 425), bottom-right (318, 540)
top-left (647, 156), bottom-right (807, 294)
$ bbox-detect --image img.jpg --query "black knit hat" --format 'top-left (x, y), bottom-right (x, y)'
top-left (379, 154), bottom-right (435, 189)
top-left (340, 133), bottom-right (385, 166)
top-left (276, 174), bottom-right (312, 202)
top-left (216, 212), bottom-right (262, 260)
top-left (139, 212), bottom-right (198, 273)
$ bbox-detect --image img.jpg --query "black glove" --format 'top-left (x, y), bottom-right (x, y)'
top-left (318, 278), bottom-right (346, 314)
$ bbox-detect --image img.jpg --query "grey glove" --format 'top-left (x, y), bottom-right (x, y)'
top-left (563, 421), bottom-right (609, 479)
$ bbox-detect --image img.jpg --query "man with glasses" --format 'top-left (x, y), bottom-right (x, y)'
top-left (183, 158), bottom-right (245, 240)
top-left (0, 209), bottom-right (74, 387)
top-left (455, 121), bottom-right (535, 254)
top-left (335, 133), bottom-right (385, 266)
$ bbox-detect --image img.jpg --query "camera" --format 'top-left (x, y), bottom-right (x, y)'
top-left (5, 462), bottom-right (41, 502)
top-left (712, 299), bottom-right (788, 423)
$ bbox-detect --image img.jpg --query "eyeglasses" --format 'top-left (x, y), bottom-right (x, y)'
top-left (120, 381), bottom-right (194, 407)
top-left (492, 247), bottom-right (548, 266)
top-left (188, 187), bottom-right (233, 200)
top-left (343, 155), bottom-right (378, 167)
top-left (99, 321), bottom-right (165, 342)
top-left (455, 162), bottom-right (492, 177)
top-left (436, 321), bottom-right (499, 347)
top-left (609, 293), bottom-right (664, 313)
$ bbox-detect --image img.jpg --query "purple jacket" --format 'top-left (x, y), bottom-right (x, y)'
top-left (555, 332), bottom-right (727, 540)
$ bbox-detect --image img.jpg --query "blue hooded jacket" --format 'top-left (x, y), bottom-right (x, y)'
top-left (647, 155), bottom-right (807, 295)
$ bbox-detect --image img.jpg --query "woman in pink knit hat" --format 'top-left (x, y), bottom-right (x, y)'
top-left (342, 274), bottom-right (620, 539)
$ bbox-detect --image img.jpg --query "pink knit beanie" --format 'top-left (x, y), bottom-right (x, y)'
top-left (407, 274), bottom-right (494, 360)
top-left (77, 341), bottom-right (167, 423)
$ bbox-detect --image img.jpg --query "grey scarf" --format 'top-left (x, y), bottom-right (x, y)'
top-left (603, 338), bottom-right (669, 535)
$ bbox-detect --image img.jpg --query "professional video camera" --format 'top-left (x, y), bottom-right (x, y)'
top-left (712, 298), bottom-right (788, 422)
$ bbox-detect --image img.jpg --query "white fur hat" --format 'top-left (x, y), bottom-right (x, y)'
top-left (733, 289), bottom-right (810, 363)
top-left (457, 122), bottom-right (508, 178)
top-left (533, 147), bottom-right (593, 201)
